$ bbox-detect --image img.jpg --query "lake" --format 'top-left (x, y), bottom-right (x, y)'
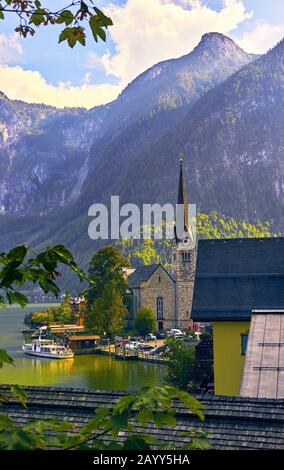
top-left (0, 305), bottom-right (167, 390)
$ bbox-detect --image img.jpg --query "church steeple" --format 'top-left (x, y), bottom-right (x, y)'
top-left (175, 153), bottom-right (193, 243)
top-left (172, 153), bottom-right (196, 329)
top-left (177, 153), bottom-right (189, 235)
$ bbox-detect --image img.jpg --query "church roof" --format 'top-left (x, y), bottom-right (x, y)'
top-left (191, 237), bottom-right (284, 322)
top-left (128, 264), bottom-right (175, 288)
top-left (128, 264), bottom-right (160, 287)
top-left (1, 385), bottom-right (284, 450)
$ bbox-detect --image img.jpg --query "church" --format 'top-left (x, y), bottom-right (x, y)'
top-left (127, 156), bottom-right (196, 331)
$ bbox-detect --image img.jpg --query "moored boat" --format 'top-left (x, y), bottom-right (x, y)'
top-left (22, 327), bottom-right (74, 359)
top-left (22, 339), bottom-right (74, 359)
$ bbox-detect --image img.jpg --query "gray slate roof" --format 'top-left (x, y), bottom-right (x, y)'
top-left (128, 264), bottom-right (175, 288)
top-left (1, 385), bottom-right (284, 450)
top-left (192, 237), bottom-right (284, 322)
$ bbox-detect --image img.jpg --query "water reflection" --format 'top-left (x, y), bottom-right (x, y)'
top-left (0, 306), bottom-right (167, 390)
top-left (29, 357), bottom-right (75, 375)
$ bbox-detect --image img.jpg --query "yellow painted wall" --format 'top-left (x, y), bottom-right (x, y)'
top-left (213, 321), bottom-right (250, 396)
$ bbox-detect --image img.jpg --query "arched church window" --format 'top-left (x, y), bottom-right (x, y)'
top-left (157, 297), bottom-right (164, 320)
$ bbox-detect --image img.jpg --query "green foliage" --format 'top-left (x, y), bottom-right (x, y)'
top-left (86, 283), bottom-right (128, 337)
top-left (1, 1), bottom-right (112, 47)
top-left (0, 385), bottom-right (209, 450)
top-left (118, 226), bottom-right (172, 268)
top-left (164, 337), bottom-right (196, 390)
top-left (0, 244), bottom-right (87, 307)
top-left (0, 349), bottom-right (14, 368)
top-left (88, 245), bottom-right (130, 306)
top-left (10, 385), bottom-right (28, 407)
top-left (86, 246), bottom-right (130, 337)
top-left (134, 307), bottom-right (156, 336)
top-left (164, 337), bottom-right (213, 392)
top-left (196, 211), bottom-right (278, 240)
top-left (30, 293), bottom-right (76, 326)
top-left (118, 212), bottom-right (279, 268)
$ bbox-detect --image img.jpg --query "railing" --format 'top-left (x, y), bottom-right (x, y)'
top-left (115, 347), bottom-right (168, 363)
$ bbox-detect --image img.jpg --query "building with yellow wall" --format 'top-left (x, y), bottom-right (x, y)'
top-left (191, 237), bottom-right (284, 396)
top-left (213, 321), bottom-right (250, 396)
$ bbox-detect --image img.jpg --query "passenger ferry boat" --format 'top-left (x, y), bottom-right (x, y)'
top-left (22, 327), bottom-right (74, 359)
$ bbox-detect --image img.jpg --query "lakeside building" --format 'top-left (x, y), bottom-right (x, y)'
top-left (69, 335), bottom-right (100, 352)
top-left (191, 237), bottom-right (284, 398)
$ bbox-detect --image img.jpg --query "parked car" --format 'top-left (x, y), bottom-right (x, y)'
top-left (125, 341), bottom-right (145, 351)
top-left (145, 333), bottom-right (157, 342)
top-left (155, 331), bottom-right (167, 340)
top-left (137, 344), bottom-right (153, 351)
top-left (145, 346), bottom-right (166, 356)
top-left (166, 329), bottom-right (184, 337)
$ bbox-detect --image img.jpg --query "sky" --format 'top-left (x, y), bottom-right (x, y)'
top-left (0, 0), bottom-right (283, 108)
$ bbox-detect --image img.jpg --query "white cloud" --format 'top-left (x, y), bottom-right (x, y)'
top-left (0, 65), bottom-right (122, 108)
top-left (0, 33), bottom-right (22, 64)
top-left (236, 21), bottom-right (284, 54)
top-left (98, 0), bottom-right (252, 86)
top-left (0, 0), bottom-right (254, 107)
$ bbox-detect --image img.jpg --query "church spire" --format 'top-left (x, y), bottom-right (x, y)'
top-left (176, 153), bottom-right (189, 239)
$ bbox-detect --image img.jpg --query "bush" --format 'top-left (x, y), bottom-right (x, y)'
top-left (164, 337), bottom-right (213, 392)
top-left (164, 337), bottom-right (196, 390)
top-left (134, 307), bottom-right (155, 336)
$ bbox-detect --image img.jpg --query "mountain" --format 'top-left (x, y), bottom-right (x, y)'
top-left (0, 33), bottom-right (256, 215)
top-left (49, 35), bottom-right (284, 251)
top-left (2, 33), bottom-right (283, 292)
top-left (101, 32), bottom-right (257, 135)
top-left (122, 37), bottom-right (284, 223)
top-left (0, 94), bottom-right (108, 214)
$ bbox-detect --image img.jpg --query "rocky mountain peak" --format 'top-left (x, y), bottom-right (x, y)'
top-left (194, 32), bottom-right (254, 61)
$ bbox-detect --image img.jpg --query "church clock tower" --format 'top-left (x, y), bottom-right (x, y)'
top-left (172, 154), bottom-right (196, 329)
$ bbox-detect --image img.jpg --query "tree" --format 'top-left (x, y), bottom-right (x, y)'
top-left (135, 307), bottom-right (155, 336)
top-left (29, 290), bottom-right (76, 326)
top-left (0, 1), bottom-right (113, 48)
top-left (164, 337), bottom-right (196, 390)
top-left (88, 245), bottom-right (130, 306)
top-left (164, 337), bottom-right (213, 392)
top-left (55, 289), bottom-right (76, 323)
top-left (29, 310), bottom-right (53, 326)
top-left (86, 282), bottom-right (127, 337)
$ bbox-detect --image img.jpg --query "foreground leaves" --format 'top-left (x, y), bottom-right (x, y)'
top-left (0, 244), bottom-right (88, 306)
top-left (0, 385), bottom-right (209, 450)
top-left (0, 349), bottom-right (14, 368)
top-left (1, 1), bottom-right (113, 47)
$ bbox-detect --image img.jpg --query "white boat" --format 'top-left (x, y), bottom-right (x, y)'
top-left (22, 327), bottom-right (74, 359)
